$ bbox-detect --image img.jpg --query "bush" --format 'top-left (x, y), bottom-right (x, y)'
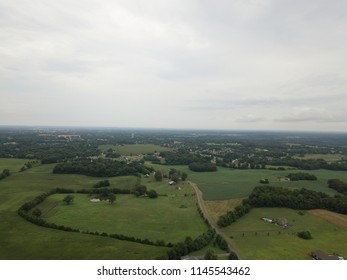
top-left (297, 231), bottom-right (312, 240)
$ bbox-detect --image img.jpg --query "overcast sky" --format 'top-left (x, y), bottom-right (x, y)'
top-left (1, 0), bottom-right (347, 132)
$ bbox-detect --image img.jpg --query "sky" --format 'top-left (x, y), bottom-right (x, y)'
top-left (1, 0), bottom-right (347, 132)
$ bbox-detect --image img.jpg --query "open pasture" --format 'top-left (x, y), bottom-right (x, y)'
top-left (220, 208), bottom-right (347, 259)
top-left (149, 164), bottom-right (347, 200)
top-left (41, 192), bottom-right (207, 244)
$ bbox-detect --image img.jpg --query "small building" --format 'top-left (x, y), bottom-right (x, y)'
top-left (169, 181), bottom-right (176, 186)
top-left (260, 217), bottom-right (273, 223)
top-left (311, 250), bottom-right (343, 260)
top-left (273, 217), bottom-right (288, 227)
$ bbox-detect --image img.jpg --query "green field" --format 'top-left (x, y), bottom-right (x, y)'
top-left (294, 154), bottom-right (343, 162)
top-left (99, 144), bottom-right (172, 155)
top-left (0, 159), bottom-right (170, 259)
top-left (0, 158), bottom-right (29, 173)
top-left (40, 191), bottom-right (207, 244)
top-left (220, 208), bottom-right (347, 260)
top-left (148, 164), bottom-right (346, 200)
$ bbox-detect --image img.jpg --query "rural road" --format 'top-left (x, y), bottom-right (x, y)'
top-left (188, 181), bottom-right (243, 260)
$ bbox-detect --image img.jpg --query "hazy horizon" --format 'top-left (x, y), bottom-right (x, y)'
top-left (1, 0), bottom-right (347, 132)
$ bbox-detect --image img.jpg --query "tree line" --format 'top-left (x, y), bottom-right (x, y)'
top-left (53, 158), bottom-right (151, 177)
top-left (286, 172), bottom-right (317, 181)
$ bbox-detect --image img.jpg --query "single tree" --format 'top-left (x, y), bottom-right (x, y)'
top-left (228, 251), bottom-right (239, 260)
top-left (63, 195), bottom-right (74, 205)
top-left (148, 189), bottom-right (158, 199)
top-left (108, 193), bottom-right (116, 204)
top-left (154, 171), bottom-right (163, 181)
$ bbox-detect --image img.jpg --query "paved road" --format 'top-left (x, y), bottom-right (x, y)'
top-left (188, 181), bottom-right (243, 260)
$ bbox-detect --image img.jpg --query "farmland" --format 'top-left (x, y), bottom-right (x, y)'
top-left (1, 128), bottom-right (347, 260)
top-left (0, 160), bottom-right (176, 259)
top-left (40, 191), bottom-right (207, 244)
top-left (149, 164), bottom-right (345, 200)
top-left (219, 208), bottom-right (347, 259)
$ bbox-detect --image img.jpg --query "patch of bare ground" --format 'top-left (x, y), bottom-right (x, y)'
top-left (309, 209), bottom-right (347, 230)
top-left (204, 198), bottom-right (244, 226)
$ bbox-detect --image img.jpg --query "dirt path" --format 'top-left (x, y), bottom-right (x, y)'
top-left (188, 180), bottom-right (243, 260)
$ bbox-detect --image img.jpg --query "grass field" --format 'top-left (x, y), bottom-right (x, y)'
top-left (148, 163), bottom-right (346, 200)
top-left (0, 158), bottom-right (29, 173)
top-left (99, 144), bottom-right (172, 155)
top-left (309, 209), bottom-right (347, 230)
top-left (40, 192), bottom-right (207, 244)
top-left (294, 154), bottom-right (343, 162)
top-left (220, 208), bottom-right (347, 260)
top-left (0, 159), bottom-right (171, 259)
top-left (204, 198), bottom-right (244, 226)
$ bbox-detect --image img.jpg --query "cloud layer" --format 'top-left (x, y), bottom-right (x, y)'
top-left (1, 0), bottom-right (347, 131)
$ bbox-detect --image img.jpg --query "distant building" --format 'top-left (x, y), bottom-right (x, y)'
top-left (169, 181), bottom-right (176, 186)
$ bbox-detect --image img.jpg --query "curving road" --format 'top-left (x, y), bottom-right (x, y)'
top-left (188, 181), bottom-right (243, 260)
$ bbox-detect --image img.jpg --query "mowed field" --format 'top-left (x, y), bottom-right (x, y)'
top-left (220, 208), bottom-right (347, 260)
top-left (0, 159), bottom-right (175, 259)
top-left (99, 144), bottom-right (172, 155)
top-left (148, 164), bottom-right (346, 200)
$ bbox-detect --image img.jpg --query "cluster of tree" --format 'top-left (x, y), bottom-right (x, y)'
top-left (104, 148), bottom-right (121, 158)
top-left (297, 231), bottom-right (312, 240)
top-left (143, 154), bottom-right (161, 164)
top-left (93, 180), bottom-right (110, 188)
top-left (168, 168), bottom-right (187, 182)
top-left (328, 179), bottom-right (347, 196)
top-left (133, 185), bottom-right (158, 198)
top-left (286, 172), bottom-right (317, 181)
top-left (159, 151), bottom-right (205, 165)
top-left (217, 204), bottom-right (252, 228)
top-left (267, 158), bottom-right (347, 171)
top-left (0, 138), bottom-right (99, 164)
top-left (189, 162), bottom-right (217, 172)
top-left (247, 186), bottom-right (347, 214)
top-left (53, 158), bottom-right (150, 177)
top-left (167, 229), bottom-right (216, 260)
top-left (0, 169), bottom-right (10, 180)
